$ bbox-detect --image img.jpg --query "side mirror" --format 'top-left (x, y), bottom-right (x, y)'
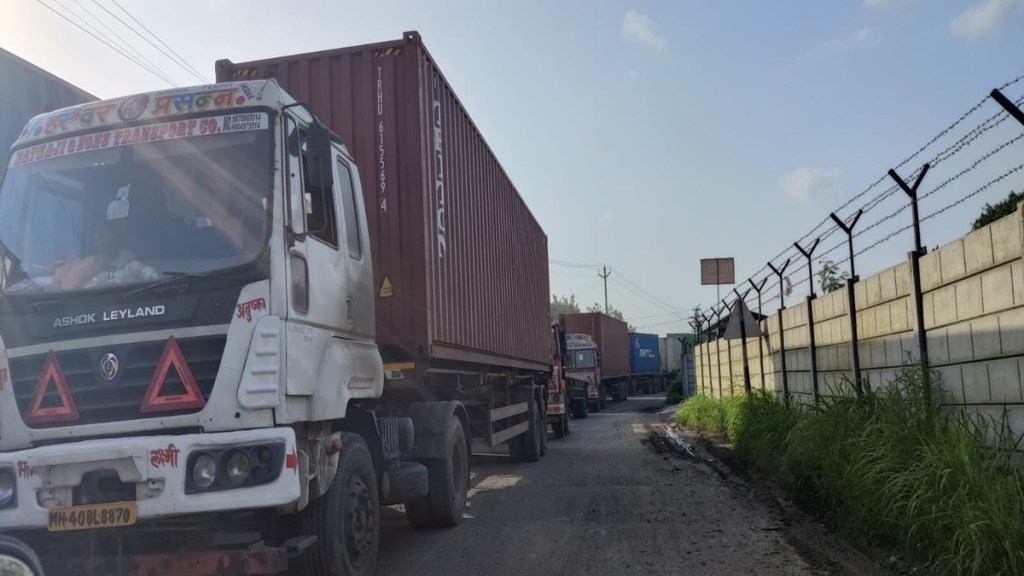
top-left (305, 122), bottom-right (334, 190)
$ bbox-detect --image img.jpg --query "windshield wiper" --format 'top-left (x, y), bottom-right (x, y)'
top-left (121, 271), bottom-right (213, 300)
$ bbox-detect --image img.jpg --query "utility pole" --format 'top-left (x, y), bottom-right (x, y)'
top-left (599, 265), bottom-right (611, 314)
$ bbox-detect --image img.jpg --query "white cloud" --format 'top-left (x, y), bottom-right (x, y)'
top-left (951, 0), bottom-right (1024, 40)
top-left (815, 27), bottom-right (874, 53)
top-left (782, 168), bottom-right (841, 202)
top-left (864, 0), bottom-right (914, 9)
top-left (622, 10), bottom-right (666, 50)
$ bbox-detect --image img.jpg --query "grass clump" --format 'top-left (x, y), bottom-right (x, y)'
top-left (674, 364), bottom-right (1024, 575)
top-left (675, 394), bottom-right (726, 436)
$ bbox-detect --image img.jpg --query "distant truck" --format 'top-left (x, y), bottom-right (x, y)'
top-left (561, 312), bottom-right (629, 407)
top-left (547, 323), bottom-right (588, 437)
top-left (659, 335), bottom-right (684, 388)
top-left (562, 333), bottom-right (598, 415)
top-left (628, 332), bottom-right (662, 395)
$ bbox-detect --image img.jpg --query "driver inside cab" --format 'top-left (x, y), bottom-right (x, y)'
top-left (51, 185), bottom-right (159, 290)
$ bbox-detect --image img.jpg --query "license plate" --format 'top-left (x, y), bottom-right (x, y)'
top-left (48, 501), bottom-right (137, 532)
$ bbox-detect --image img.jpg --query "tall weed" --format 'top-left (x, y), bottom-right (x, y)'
top-left (675, 364), bottom-right (1024, 575)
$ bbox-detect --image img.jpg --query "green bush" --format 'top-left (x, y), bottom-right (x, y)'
top-left (675, 395), bottom-right (726, 436)
top-left (722, 395), bottom-right (749, 442)
top-left (665, 376), bottom-right (684, 405)
top-left (675, 365), bottom-right (1024, 575)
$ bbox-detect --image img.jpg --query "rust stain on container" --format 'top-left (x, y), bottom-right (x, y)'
top-left (560, 313), bottom-right (629, 380)
top-left (216, 31), bottom-right (549, 371)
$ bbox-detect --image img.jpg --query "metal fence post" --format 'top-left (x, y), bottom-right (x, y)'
top-left (991, 88), bottom-right (1024, 127)
top-left (722, 299), bottom-right (735, 396)
top-left (701, 314), bottom-right (713, 397)
top-left (733, 288), bottom-right (753, 395)
top-left (830, 210), bottom-right (864, 394)
top-left (768, 260), bottom-right (792, 402)
top-left (749, 278), bottom-right (768, 391)
top-left (712, 307), bottom-right (725, 399)
top-left (888, 164), bottom-right (932, 408)
top-left (794, 239), bottom-right (822, 402)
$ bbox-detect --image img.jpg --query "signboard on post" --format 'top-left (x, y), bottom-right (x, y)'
top-left (700, 258), bottom-right (735, 285)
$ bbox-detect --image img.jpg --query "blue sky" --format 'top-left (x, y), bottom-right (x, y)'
top-left (3, 0), bottom-right (1024, 335)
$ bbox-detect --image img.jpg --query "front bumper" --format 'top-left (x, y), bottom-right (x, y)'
top-left (0, 428), bottom-right (300, 531)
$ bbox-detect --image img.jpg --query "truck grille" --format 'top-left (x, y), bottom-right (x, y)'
top-left (10, 335), bottom-right (226, 428)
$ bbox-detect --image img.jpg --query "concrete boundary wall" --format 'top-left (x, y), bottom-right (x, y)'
top-left (695, 204), bottom-right (1024, 432)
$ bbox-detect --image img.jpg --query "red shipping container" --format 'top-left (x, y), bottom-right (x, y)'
top-left (216, 32), bottom-right (549, 371)
top-left (561, 313), bottom-right (629, 380)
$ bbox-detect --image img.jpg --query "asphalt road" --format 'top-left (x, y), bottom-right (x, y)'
top-left (375, 394), bottom-right (874, 576)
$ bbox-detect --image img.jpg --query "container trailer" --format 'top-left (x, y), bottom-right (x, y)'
top-left (0, 47), bottom-right (95, 155)
top-left (628, 332), bottom-right (662, 395)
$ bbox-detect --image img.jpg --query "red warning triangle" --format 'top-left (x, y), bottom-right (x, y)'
top-left (25, 351), bottom-right (79, 424)
top-left (140, 336), bottom-right (206, 413)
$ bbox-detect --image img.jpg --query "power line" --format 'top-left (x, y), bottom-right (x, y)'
top-left (610, 270), bottom-right (686, 312)
top-left (90, 0), bottom-right (207, 84)
top-left (58, 0), bottom-right (176, 87)
top-left (33, 0), bottom-right (175, 86)
top-left (108, 0), bottom-right (209, 83)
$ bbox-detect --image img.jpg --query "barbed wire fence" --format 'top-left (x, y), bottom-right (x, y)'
top-left (694, 78), bottom-right (1024, 403)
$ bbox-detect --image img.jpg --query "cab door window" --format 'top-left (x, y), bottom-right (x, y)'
top-left (285, 116), bottom-right (337, 247)
top-left (336, 159), bottom-right (361, 260)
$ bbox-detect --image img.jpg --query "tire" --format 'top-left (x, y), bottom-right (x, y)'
top-left (509, 393), bottom-right (541, 463)
top-left (523, 393), bottom-right (541, 462)
top-left (0, 535), bottom-right (45, 576)
top-left (539, 396), bottom-right (548, 457)
top-left (295, 434), bottom-right (379, 576)
top-left (553, 409), bottom-right (568, 438)
top-left (573, 398), bottom-right (588, 419)
top-left (599, 386), bottom-right (607, 410)
top-left (406, 417), bottom-right (469, 528)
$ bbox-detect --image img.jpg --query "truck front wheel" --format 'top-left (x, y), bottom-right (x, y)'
top-left (406, 416), bottom-right (469, 528)
top-left (296, 433), bottom-right (379, 576)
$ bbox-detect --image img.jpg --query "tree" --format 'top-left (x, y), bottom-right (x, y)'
top-left (972, 190), bottom-right (1024, 231)
top-left (550, 294), bottom-right (580, 322)
top-left (817, 258), bottom-right (848, 294)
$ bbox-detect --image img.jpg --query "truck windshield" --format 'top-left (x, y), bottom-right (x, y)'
top-left (0, 112), bottom-right (272, 294)
top-left (571, 349), bottom-right (596, 369)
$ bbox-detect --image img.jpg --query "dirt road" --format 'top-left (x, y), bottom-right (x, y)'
top-left (377, 394), bottom-right (884, 576)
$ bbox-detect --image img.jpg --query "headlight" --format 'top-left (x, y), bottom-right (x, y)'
top-left (191, 454), bottom-right (217, 490)
top-left (0, 471), bottom-right (14, 508)
top-left (224, 451), bottom-right (251, 487)
top-left (185, 443), bottom-right (285, 494)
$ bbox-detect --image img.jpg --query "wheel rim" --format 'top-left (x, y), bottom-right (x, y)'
top-left (345, 476), bottom-right (377, 567)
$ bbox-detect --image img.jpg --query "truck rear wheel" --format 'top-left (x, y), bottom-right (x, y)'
top-left (553, 413), bottom-right (569, 438)
top-left (539, 396), bottom-right (548, 457)
top-left (406, 416), bottom-right (469, 528)
top-left (572, 397), bottom-right (588, 419)
top-left (509, 393), bottom-right (541, 462)
top-left (295, 433), bottom-right (379, 576)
